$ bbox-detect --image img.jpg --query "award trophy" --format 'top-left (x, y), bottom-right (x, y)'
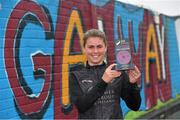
top-left (115, 39), bottom-right (134, 70)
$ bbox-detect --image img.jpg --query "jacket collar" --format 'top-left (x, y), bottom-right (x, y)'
top-left (85, 61), bottom-right (106, 69)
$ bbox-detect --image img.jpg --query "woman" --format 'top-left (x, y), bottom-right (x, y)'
top-left (70, 29), bottom-right (141, 119)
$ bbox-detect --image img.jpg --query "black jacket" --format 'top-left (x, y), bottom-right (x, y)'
top-left (70, 62), bottom-right (141, 119)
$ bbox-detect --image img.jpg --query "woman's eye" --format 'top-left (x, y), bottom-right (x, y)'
top-left (97, 45), bottom-right (103, 48)
top-left (88, 46), bottom-right (94, 49)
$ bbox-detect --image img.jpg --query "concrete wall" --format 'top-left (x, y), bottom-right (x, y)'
top-left (0, 0), bottom-right (180, 119)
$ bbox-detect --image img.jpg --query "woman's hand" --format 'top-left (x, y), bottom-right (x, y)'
top-left (127, 65), bottom-right (141, 84)
top-left (102, 63), bottom-right (122, 83)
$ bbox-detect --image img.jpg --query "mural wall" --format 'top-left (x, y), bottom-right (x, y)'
top-left (0, 0), bottom-right (180, 119)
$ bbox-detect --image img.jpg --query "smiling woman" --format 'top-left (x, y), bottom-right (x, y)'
top-left (69, 29), bottom-right (141, 119)
top-left (84, 37), bottom-right (107, 66)
top-left (83, 29), bottom-right (107, 66)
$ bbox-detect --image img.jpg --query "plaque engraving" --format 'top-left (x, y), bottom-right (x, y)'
top-left (115, 39), bottom-right (134, 70)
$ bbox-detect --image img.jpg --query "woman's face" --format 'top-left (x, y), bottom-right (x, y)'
top-left (84, 37), bottom-right (107, 66)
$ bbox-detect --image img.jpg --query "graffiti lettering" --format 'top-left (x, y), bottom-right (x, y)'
top-left (155, 15), bottom-right (166, 80)
top-left (4, 0), bottom-right (53, 117)
top-left (145, 24), bottom-right (161, 84)
top-left (62, 9), bottom-right (86, 106)
top-left (2, 0), bottom-right (177, 119)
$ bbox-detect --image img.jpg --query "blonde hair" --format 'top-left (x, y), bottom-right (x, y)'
top-left (83, 29), bottom-right (107, 47)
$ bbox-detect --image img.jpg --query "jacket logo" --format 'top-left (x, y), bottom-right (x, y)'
top-left (82, 79), bottom-right (93, 83)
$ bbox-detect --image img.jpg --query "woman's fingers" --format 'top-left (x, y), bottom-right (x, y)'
top-left (102, 63), bottom-right (122, 83)
top-left (106, 63), bottom-right (116, 71)
top-left (128, 65), bottom-right (141, 83)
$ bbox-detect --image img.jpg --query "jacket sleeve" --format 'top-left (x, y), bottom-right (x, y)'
top-left (120, 72), bottom-right (141, 111)
top-left (69, 72), bottom-right (108, 113)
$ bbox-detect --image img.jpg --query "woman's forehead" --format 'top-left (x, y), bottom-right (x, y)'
top-left (86, 37), bottom-right (104, 44)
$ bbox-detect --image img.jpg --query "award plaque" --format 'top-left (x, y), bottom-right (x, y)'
top-left (115, 39), bottom-right (134, 70)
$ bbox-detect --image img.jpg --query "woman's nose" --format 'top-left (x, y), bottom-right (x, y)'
top-left (93, 47), bottom-right (98, 53)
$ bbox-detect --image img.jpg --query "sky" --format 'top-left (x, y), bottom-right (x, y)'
top-left (0, 0), bottom-right (179, 16)
top-left (117, 0), bottom-right (180, 16)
